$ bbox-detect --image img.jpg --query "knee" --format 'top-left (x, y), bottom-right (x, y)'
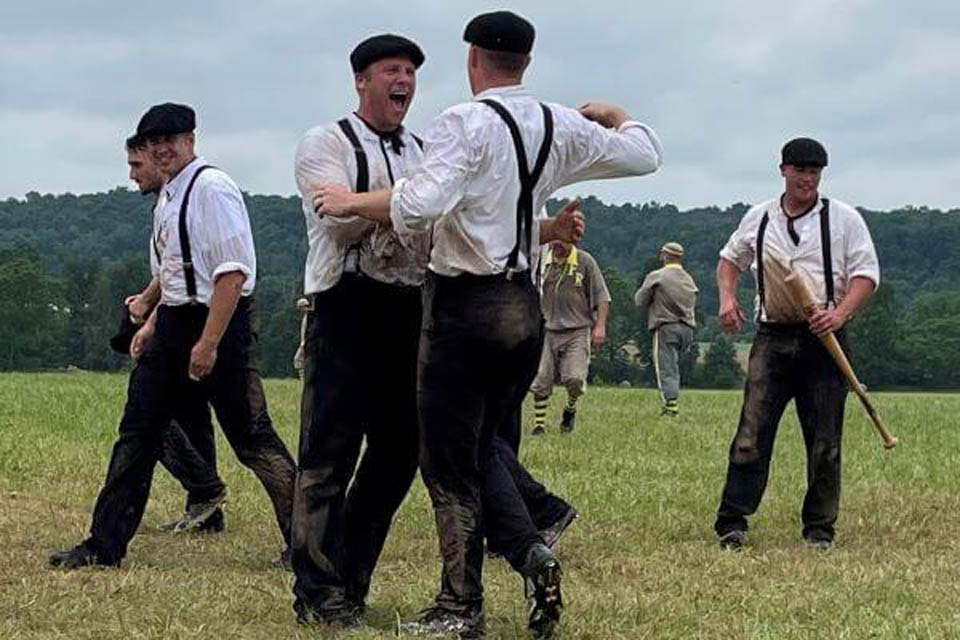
top-left (563, 377), bottom-right (585, 398)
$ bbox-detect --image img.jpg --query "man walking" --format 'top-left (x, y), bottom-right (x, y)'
top-left (123, 134), bottom-right (227, 533)
top-left (713, 137), bottom-right (879, 550)
top-left (314, 11), bottom-right (662, 637)
top-left (634, 242), bottom-right (698, 417)
top-left (530, 241), bottom-right (610, 435)
top-left (50, 103), bottom-right (296, 569)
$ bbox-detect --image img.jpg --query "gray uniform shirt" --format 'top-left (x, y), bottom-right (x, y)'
top-left (634, 263), bottom-right (698, 330)
top-left (541, 247), bottom-right (611, 331)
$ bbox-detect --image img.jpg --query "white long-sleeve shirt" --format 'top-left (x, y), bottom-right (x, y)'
top-left (720, 195), bottom-right (880, 322)
top-left (151, 156), bottom-right (256, 306)
top-left (389, 85), bottom-right (663, 277)
top-left (295, 113), bottom-right (429, 294)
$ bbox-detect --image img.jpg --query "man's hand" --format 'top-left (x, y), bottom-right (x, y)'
top-left (809, 307), bottom-right (849, 336)
top-left (129, 322), bottom-right (155, 360)
top-left (719, 299), bottom-right (747, 334)
top-left (579, 102), bottom-right (630, 129)
top-left (552, 198), bottom-right (585, 244)
top-left (125, 294), bottom-right (152, 325)
top-left (592, 323), bottom-right (606, 346)
top-left (189, 338), bottom-right (218, 381)
top-left (312, 183), bottom-right (354, 218)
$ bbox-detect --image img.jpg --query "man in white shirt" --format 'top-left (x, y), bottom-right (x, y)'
top-left (119, 135), bottom-right (227, 534)
top-left (315, 11), bottom-right (662, 638)
top-left (713, 138), bottom-right (879, 551)
top-left (292, 35), bottom-right (578, 630)
top-left (290, 34), bottom-right (430, 628)
top-left (50, 104), bottom-right (296, 569)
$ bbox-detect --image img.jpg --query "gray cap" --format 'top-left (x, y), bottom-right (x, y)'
top-left (661, 242), bottom-right (684, 257)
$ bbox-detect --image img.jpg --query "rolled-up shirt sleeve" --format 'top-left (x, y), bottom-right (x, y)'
top-left (844, 211), bottom-right (880, 287)
top-left (390, 110), bottom-right (474, 235)
top-left (194, 180), bottom-right (255, 283)
top-left (719, 207), bottom-right (760, 272)
top-left (295, 129), bottom-right (372, 247)
top-left (555, 111), bottom-right (663, 189)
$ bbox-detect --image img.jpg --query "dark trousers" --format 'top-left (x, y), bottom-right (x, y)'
top-left (419, 272), bottom-right (546, 613)
top-left (84, 299), bottom-right (296, 562)
top-left (159, 388), bottom-right (224, 507)
top-left (292, 275), bottom-right (421, 612)
top-left (715, 323), bottom-right (848, 541)
top-left (496, 407), bottom-right (571, 530)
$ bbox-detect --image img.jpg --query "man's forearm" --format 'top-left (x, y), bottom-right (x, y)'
top-left (347, 190), bottom-right (392, 223)
top-left (717, 258), bottom-right (742, 307)
top-left (199, 272), bottom-right (246, 347)
top-left (141, 277), bottom-right (161, 306)
top-left (595, 300), bottom-right (610, 329)
top-left (836, 276), bottom-right (876, 319)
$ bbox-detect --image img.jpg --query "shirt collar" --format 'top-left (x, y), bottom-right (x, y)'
top-left (544, 246), bottom-right (578, 269)
top-left (663, 263), bottom-right (683, 270)
top-left (164, 156), bottom-right (206, 201)
top-left (776, 193), bottom-right (822, 221)
top-left (473, 84), bottom-right (529, 101)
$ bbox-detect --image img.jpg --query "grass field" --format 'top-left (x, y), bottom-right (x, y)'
top-left (2, 372), bottom-right (960, 639)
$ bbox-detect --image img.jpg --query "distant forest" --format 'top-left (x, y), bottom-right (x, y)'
top-left (1, 190), bottom-right (958, 389)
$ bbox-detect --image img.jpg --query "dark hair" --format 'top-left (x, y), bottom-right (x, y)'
top-left (479, 48), bottom-right (530, 77)
top-left (125, 134), bottom-right (148, 152)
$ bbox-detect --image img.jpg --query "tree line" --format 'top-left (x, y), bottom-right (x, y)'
top-left (1, 190), bottom-right (958, 389)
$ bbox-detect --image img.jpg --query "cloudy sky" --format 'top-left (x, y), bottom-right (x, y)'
top-left (2, 0), bottom-right (958, 210)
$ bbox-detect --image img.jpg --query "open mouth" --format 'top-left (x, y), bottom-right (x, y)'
top-left (389, 91), bottom-right (409, 110)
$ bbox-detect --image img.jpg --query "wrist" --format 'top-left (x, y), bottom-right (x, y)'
top-left (198, 335), bottom-right (219, 349)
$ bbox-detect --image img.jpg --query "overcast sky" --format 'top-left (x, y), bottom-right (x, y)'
top-left (2, 1), bottom-right (958, 210)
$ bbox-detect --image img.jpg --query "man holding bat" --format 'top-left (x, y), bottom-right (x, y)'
top-left (713, 137), bottom-right (879, 550)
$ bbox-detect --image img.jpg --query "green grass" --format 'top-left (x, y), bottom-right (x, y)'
top-left (2, 372), bottom-right (960, 639)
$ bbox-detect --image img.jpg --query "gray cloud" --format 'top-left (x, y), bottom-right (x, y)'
top-left (2, 0), bottom-right (958, 210)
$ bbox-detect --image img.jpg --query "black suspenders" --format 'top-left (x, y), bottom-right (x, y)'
top-left (480, 99), bottom-right (554, 276)
top-left (336, 118), bottom-right (369, 274)
top-left (756, 197), bottom-right (834, 318)
top-left (152, 165), bottom-right (214, 301)
top-left (819, 199), bottom-right (834, 304)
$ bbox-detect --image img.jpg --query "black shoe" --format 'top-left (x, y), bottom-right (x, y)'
top-left (400, 605), bottom-right (485, 639)
top-left (196, 507), bottom-right (225, 533)
top-left (559, 408), bottom-right (576, 433)
top-left (523, 543), bottom-right (563, 638)
top-left (294, 598), bottom-right (362, 629)
top-left (718, 530), bottom-right (745, 550)
top-left (170, 488), bottom-right (228, 533)
top-left (539, 507), bottom-right (578, 548)
top-left (49, 543), bottom-right (120, 569)
top-left (531, 424), bottom-right (546, 436)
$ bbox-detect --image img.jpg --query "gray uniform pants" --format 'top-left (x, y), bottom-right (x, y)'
top-left (530, 327), bottom-right (590, 400)
top-left (653, 322), bottom-right (694, 402)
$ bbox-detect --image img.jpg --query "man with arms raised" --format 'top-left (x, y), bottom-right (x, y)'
top-left (50, 104), bottom-right (296, 569)
top-left (315, 11), bottom-right (662, 637)
top-left (713, 138), bottom-right (878, 551)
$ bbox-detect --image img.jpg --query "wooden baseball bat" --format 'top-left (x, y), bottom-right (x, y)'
top-left (781, 270), bottom-right (897, 450)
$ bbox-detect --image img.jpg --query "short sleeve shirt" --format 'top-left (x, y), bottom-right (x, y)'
top-left (540, 247), bottom-right (611, 331)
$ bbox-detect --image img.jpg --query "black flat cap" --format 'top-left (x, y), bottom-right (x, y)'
top-left (463, 10), bottom-right (535, 54)
top-left (135, 103), bottom-right (196, 140)
top-left (350, 34), bottom-right (424, 73)
top-left (781, 137), bottom-right (828, 167)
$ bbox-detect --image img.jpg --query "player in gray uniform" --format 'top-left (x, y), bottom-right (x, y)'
top-left (634, 241), bottom-right (698, 416)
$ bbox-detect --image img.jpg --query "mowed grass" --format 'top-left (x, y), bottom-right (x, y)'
top-left (2, 372), bottom-right (960, 639)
